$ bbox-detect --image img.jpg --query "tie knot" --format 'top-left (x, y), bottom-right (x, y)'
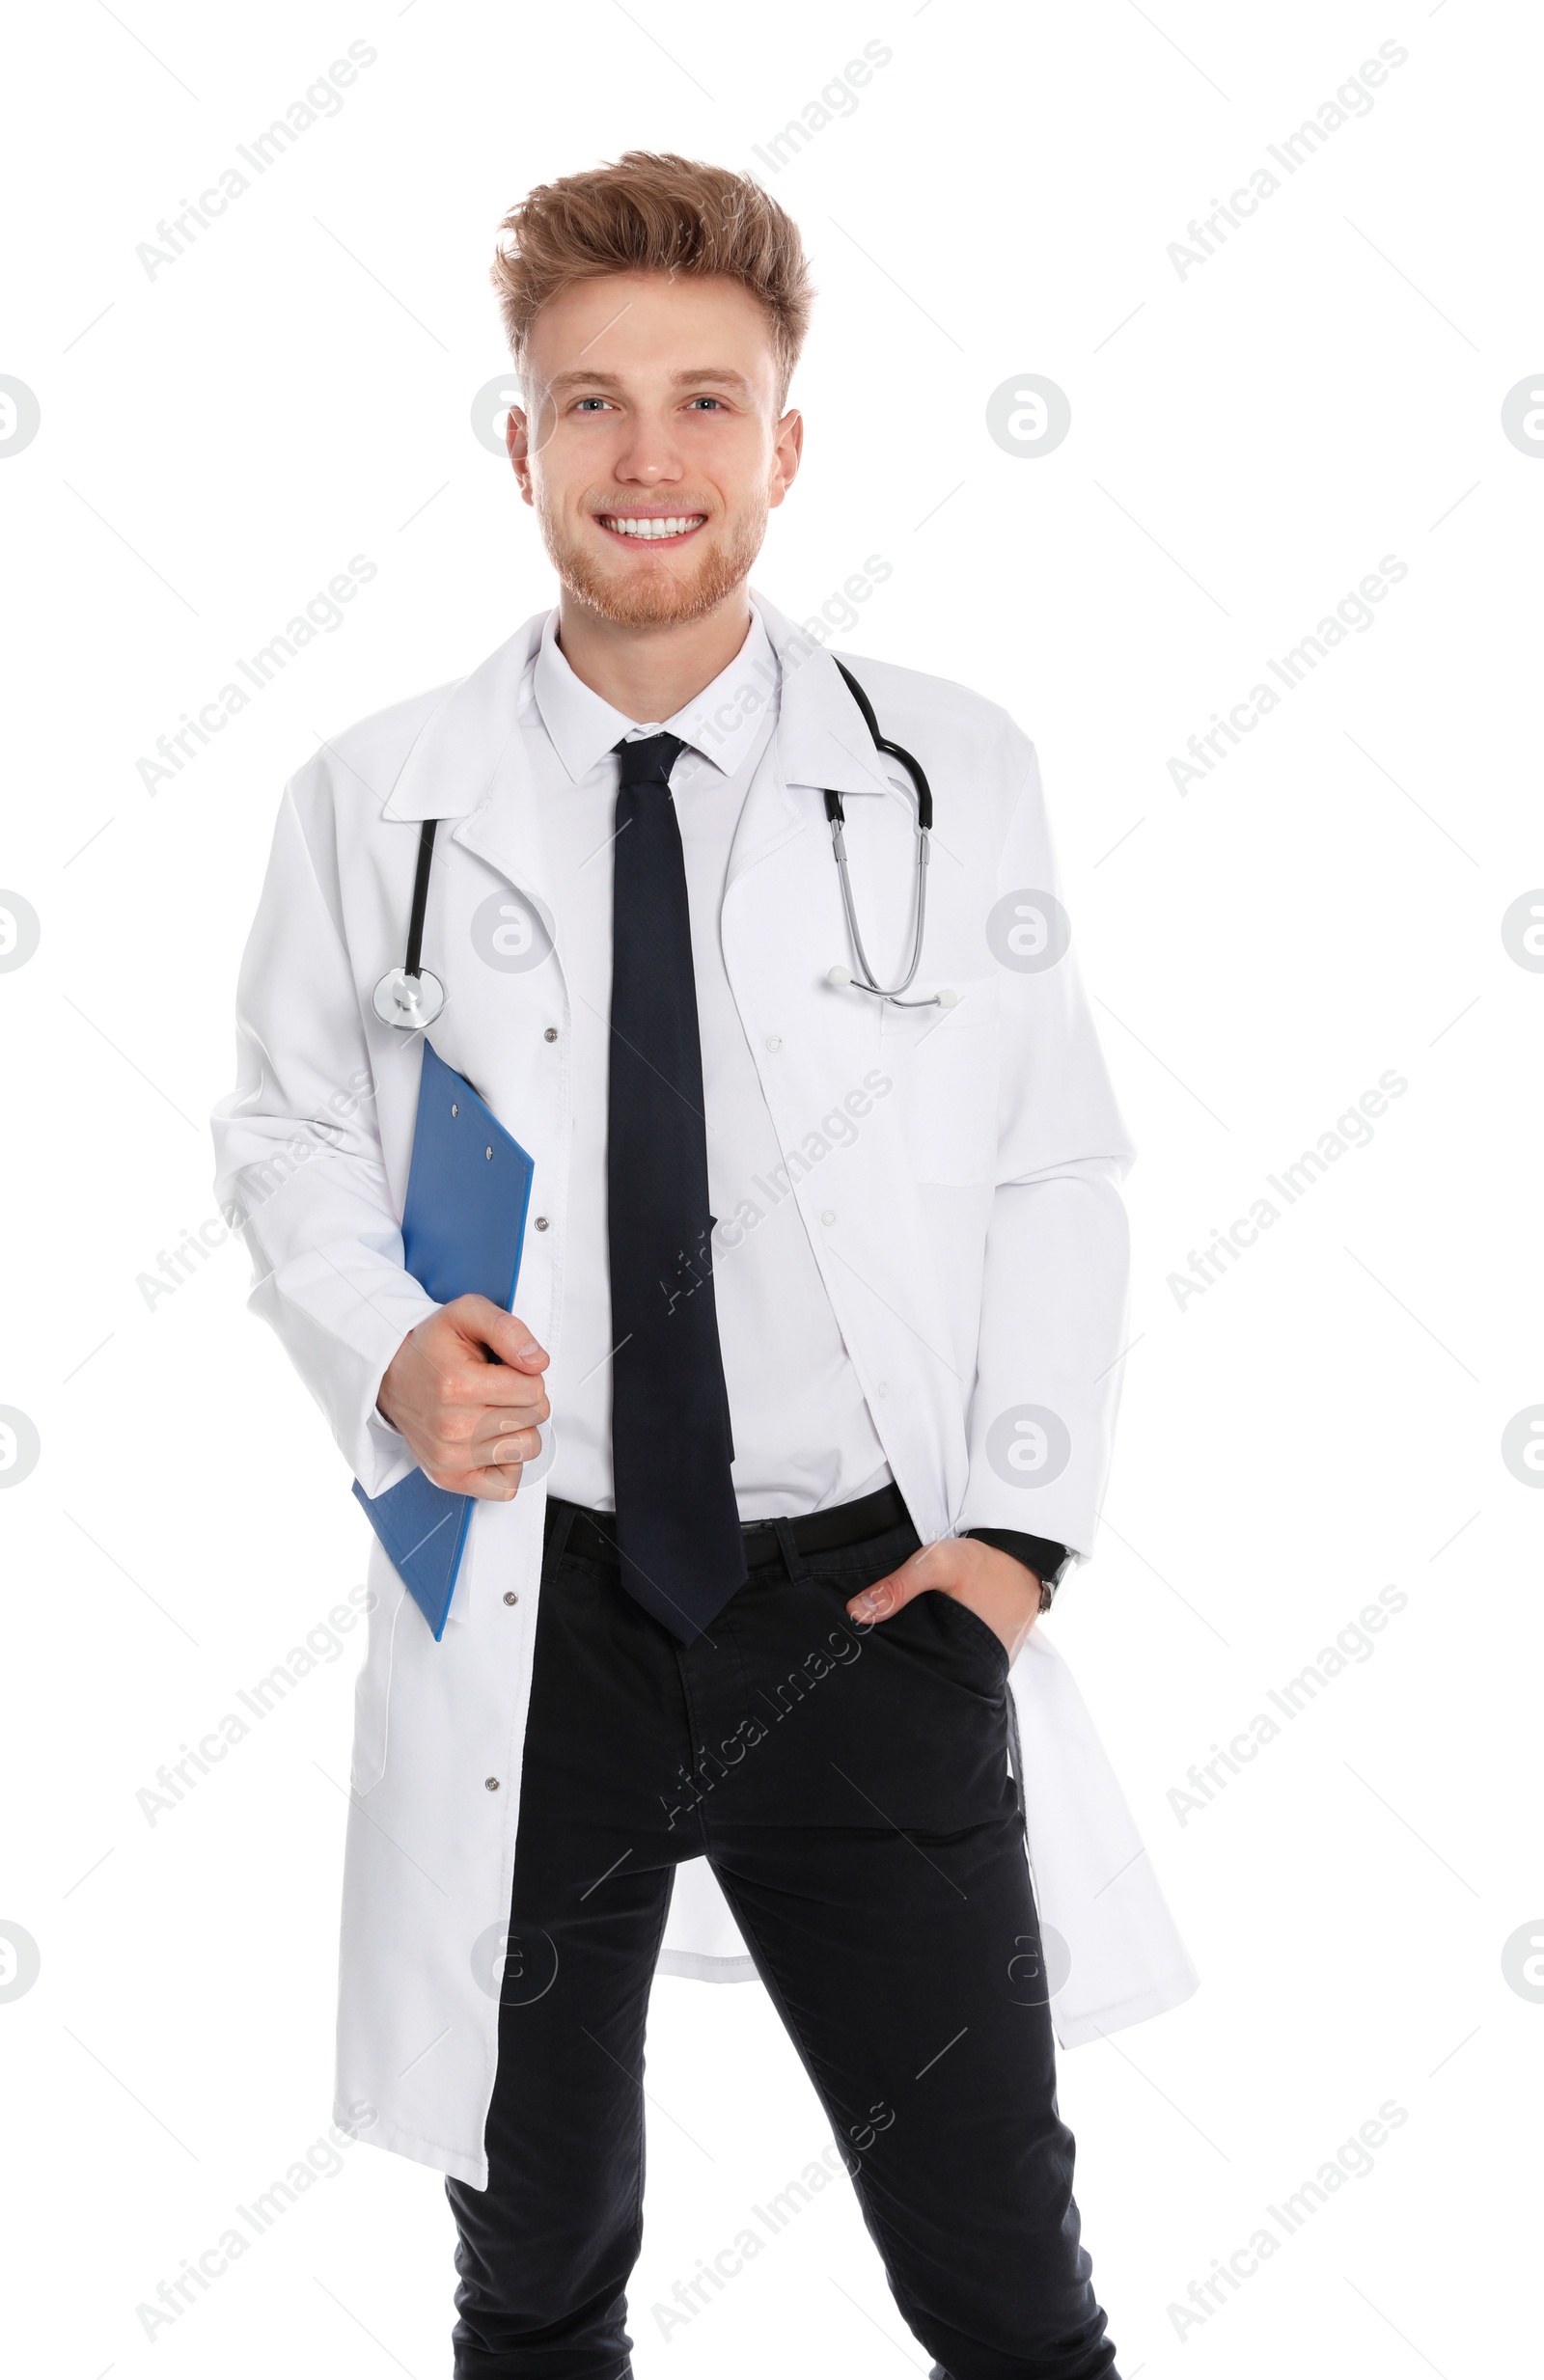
top-left (614, 730), bottom-right (686, 789)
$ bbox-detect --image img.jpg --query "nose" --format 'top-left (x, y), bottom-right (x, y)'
top-left (611, 409), bottom-right (685, 487)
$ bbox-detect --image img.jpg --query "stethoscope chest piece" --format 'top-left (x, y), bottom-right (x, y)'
top-left (372, 665), bottom-right (951, 1029)
top-left (376, 817), bottom-right (448, 1030)
top-left (372, 966), bottom-right (446, 1030)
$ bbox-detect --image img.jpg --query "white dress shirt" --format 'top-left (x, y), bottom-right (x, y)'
top-left (524, 602), bottom-right (894, 1520)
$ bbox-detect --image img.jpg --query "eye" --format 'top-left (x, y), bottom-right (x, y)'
top-left (573, 396), bottom-right (612, 413)
top-left (685, 396), bottom-right (725, 411)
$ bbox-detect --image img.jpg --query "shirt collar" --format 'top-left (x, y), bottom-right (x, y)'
top-left (532, 602), bottom-right (780, 785)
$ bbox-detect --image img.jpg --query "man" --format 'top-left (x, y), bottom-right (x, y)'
top-left (212, 150), bottom-right (1195, 2380)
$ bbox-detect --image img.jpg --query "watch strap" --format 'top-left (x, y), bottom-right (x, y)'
top-left (963, 1527), bottom-right (1074, 1610)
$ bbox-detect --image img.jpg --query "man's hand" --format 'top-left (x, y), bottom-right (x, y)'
top-left (376, 1296), bottom-right (550, 1501)
top-left (844, 1537), bottom-right (1042, 1664)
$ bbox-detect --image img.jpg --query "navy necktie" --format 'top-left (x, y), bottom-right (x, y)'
top-left (606, 732), bottom-right (747, 1642)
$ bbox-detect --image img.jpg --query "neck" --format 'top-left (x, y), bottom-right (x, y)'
top-left (555, 587), bottom-right (754, 723)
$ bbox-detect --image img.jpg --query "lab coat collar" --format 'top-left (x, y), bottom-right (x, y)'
top-left (379, 588), bottom-right (893, 825)
top-left (376, 589), bottom-right (896, 929)
top-left (380, 615), bottom-right (546, 826)
top-left (753, 590), bottom-right (896, 802)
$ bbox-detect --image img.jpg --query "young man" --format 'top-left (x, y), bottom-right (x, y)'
top-left (213, 151), bottom-right (1194, 2380)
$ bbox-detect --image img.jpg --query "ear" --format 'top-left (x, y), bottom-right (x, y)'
top-left (768, 407), bottom-right (804, 509)
top-left (507, 405), bottom-right (534, 505)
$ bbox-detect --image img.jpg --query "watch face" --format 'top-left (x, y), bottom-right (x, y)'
top-left (1041, 1553), bottom-right (1073, 1602)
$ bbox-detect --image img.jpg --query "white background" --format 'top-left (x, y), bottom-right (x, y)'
top-left (2, 1), bottom-right (1539, 2373)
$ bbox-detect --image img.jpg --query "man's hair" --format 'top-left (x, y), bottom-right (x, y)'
top-left (491, 151), bottom-right (813, 406)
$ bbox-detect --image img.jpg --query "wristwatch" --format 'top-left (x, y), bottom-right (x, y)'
top-left (963, 1528), bottom-right (1078, 1612)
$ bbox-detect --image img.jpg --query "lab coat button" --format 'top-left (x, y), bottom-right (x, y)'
top-left (503, 1590), bottom-right (518, 1605)
top-left (821, 1209), bottom-right (836, 1225)
top-left (765, 1034), bottom-right (782, 1052)
top-left (543, 1026), bottom-right (559, 1042)
top-left (535, 1216), bottom-right (549, 1231)
top-left (484, 1777), bottom-right (501, 1792)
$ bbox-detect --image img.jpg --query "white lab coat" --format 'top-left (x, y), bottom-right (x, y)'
top-left (210, 592), bottom-right (1198, 2188)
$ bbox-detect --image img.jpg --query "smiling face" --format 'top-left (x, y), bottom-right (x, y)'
top-left (507, 271), bottom-right (803, 628)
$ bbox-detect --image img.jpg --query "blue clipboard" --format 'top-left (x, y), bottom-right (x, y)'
top-left (353, 1041), bottom-right (535, 1639)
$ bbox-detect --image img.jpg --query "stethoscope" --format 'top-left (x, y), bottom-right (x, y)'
top-left (821, 659), bottom-right (955, 1009)
top-left (372, 655), bottom-right (954, 1030)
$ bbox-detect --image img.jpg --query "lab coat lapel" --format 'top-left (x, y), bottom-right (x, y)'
top-left (382, 611), bottom-right (563, 942)
top-left (724, 589), bottom-right (896, 889)
top-left (719, 595), bottom-right (968, 1545)
top-left (379, 594), bottom-right (887, 929)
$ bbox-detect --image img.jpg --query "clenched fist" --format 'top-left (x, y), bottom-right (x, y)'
top-left (376, 1295), bottom-right (550, 1500)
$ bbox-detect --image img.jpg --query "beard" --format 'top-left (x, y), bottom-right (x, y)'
top-left (535, 486), bottom-right (768, 627)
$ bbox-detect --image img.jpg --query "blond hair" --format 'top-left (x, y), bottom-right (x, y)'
top-left (492, 150), bottom-right (814, 404)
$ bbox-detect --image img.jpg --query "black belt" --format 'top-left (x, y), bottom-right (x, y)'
top-left (549, 1480), bottom-right (913, 1573)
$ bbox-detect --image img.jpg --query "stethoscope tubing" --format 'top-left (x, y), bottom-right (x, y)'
top-left (826, 658), bottom-right (937, 1006)
top-left (404, 817), bottom-right (439, 982)
top-left (374, 661), bottom-right (944, 1024)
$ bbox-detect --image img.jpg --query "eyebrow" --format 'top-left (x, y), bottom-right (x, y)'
top-left (544, 366), bottom-right (757, 398)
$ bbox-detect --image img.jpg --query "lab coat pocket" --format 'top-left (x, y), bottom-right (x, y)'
top-left (350, 1547), bottom-right (410, 1794)
top-left (896, 977), bottom-right (1001, 1185)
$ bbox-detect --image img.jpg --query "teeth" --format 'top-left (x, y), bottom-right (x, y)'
top-left (602, 515), bottom-right (704, 538)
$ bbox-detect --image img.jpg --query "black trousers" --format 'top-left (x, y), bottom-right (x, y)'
top-left (444, 1496), bottom-right (1119, 2380)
